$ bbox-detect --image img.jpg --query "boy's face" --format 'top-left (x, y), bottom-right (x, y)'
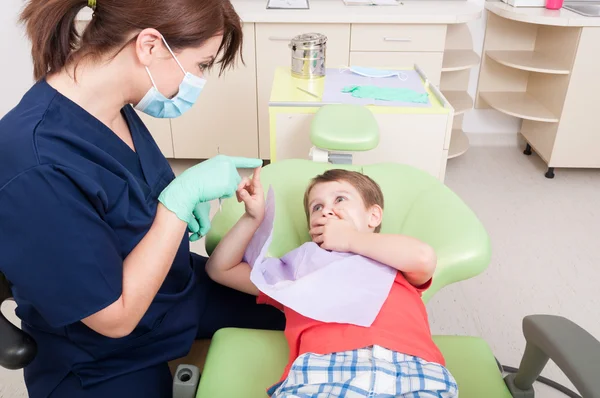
top-left (306, 180), bottom-right (382, 233)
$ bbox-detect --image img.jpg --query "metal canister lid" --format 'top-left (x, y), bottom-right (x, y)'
top-left (289, 33), bottom-right (328, 50)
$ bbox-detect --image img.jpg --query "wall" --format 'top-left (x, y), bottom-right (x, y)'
top-left (0, 0), bottom-right (34, 118)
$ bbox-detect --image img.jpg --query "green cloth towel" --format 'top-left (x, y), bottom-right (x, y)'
top-left (341, 85), bottom-right (429, 103)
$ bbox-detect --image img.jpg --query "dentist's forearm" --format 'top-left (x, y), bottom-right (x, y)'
top-left (82, 204), bottom-right (187, 338)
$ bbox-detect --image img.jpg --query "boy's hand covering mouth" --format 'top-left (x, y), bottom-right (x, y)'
top-left (310, 208), bottom-right (359, 252)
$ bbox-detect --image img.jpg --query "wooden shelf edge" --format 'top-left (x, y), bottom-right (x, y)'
top-left (442, 50), bottom-right (481, 73)
top-left (448, 129), bottom-right (470, 159)
top-left (480, 92), bottom-right (560, 123)
top-left (442, 91), bottom-right (474, 115)
top-left (486, 51), bottom-right (570, 75)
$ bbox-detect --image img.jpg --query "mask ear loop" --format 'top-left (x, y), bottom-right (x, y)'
top-left (159, 34), bottom-right (187, 76)
top-left (144, 67), bottom-right (159, 89)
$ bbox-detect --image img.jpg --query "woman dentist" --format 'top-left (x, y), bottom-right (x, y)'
top-left (0, 0), bottom-right (284, 396)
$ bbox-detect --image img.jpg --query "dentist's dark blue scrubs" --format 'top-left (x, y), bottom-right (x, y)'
top-left (0, 80), bottom-right (284, 398)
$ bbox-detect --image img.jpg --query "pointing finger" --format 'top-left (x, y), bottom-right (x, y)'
top-left (230, 156), bottom-right (263, 169)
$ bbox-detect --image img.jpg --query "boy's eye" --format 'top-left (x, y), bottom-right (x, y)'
top-left (312, 204), bottom-right (323, 212)
top-left (335, 196), bottom-right (346, 203)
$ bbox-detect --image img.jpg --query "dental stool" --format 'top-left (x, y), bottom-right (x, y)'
top-left (194, 159), bottom-right (600, 398)
top-left (308, 104), bottom-right (379, 164)
top-left (0, 272), bottom-right (37, 370)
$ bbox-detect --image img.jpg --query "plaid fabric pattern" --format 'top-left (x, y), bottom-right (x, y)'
top-left (270, 345), bottom-right (458, 398)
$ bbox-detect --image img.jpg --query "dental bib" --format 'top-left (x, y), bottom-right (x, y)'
top-left (244, 188), bottom-right (396, 327)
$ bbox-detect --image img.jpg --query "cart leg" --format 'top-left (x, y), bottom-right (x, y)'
top-left (545, 167), bottom-right (555, 179)
top-left (523, 144), bottom-right (532, 156)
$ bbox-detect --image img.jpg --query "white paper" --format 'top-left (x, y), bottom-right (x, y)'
top-left (267, 0), bottom-right (309, 9)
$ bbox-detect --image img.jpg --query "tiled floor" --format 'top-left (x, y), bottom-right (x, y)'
top-left (2, 146), bottom-right (598, 397)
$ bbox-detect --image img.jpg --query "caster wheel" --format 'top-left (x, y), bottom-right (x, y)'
top-left (545, 168), bottom-right (555, 179)
top-left (523, 144), bottom-right (532, 156)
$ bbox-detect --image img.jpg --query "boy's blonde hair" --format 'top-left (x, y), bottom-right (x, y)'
top-left (303, 169), bottom-right (384, 233)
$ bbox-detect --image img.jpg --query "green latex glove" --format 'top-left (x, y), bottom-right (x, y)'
top-left (159, 155), bottom-right (262, 239)
top-left (341, 85), bottom-right (429, 103)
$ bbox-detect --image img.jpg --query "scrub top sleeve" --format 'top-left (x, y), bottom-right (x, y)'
top-left (0, 165), bottom-right (124, 328)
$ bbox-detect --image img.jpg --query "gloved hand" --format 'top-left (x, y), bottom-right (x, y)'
top-left (159, 155), bottom-right (263, 239)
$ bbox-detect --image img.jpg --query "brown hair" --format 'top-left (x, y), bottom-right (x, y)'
top-left (20, 0), bottom-right (243, 80)
top-left (303, 169), bottom-right (385, 233)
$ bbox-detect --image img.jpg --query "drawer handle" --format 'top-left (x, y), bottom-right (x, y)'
top-left (383, 37), bottom-right (412, 42)
top-left (268, 36), bottom-right (293, 41)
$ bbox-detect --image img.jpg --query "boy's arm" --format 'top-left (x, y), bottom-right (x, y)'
top-left (205, 213), bottom-right (260, 296)
top-left (349, 232), bottom-right (436, 287)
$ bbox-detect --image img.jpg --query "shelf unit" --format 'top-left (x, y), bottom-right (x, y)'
top-left (440, 23), bottom-right (481, 159)
top-left (476, 11), bottom-right (600, 178)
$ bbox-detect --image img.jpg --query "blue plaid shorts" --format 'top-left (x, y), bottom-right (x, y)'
top-left (269, 345), bottom-right (458, 397)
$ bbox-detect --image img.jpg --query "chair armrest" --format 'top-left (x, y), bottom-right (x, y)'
top-left (505, 315), bottom-right (600, 398)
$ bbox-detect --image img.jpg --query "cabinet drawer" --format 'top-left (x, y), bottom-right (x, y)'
top-left (349, 51), bottom-right (443, 85)
top-left (256, 23), bottom-right (351, 158)
top-left (351, 24), bottom-right (446, 52)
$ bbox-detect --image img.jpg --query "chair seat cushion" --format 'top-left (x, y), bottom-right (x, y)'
top-left (310, 104), bottom-right (379, 152)
top-left (195, 328), bottom-right (512, 398)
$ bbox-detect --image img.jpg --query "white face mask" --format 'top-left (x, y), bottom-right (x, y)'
top-left (340, 66), bottom-right (408, 81)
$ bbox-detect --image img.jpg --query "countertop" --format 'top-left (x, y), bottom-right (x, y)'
top-left (77, 0), bottom-right (482, 24)
top-left (485, 0), bottom-right (600, 26)
top-left (269, 67), bottom-right (449, 114)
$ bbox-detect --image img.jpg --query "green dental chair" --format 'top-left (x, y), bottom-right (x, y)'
top-left (190, 105), bottom-right (599, 398)
top-left (195, 159), bottom-right (600, 398)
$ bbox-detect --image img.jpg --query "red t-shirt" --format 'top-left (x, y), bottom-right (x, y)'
top-left (257, 271), bottom-right (444, 385)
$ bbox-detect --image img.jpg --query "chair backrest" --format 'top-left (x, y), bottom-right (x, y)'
top-left (206, 159), bottom-right (491, 302)
top-left (0, 272), bottom-right (37, 370)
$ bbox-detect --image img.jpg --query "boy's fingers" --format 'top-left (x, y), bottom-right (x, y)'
top-left (315, 218), bottom-right (328, 226)
top-left (252, 167), bottom-right (261, 183)
top-left (312, 234), bottom-right (324, 244)
top-left (310, 226), bottom-right (324, 236)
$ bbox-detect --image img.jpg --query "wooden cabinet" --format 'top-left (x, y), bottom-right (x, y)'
top-left (350, 24), bottom-right (447, 52)
top-left (255, 23), bottom-right (351, 158)
top-left (170, 23), bottom-right (259, 159)
top-left (476, 6), bottom-right (600, 178)
top-left (132, 21), bottom-right (477, 163)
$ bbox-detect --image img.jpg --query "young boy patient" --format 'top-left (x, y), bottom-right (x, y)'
top-left (206, 168), bottom-right (458, 397)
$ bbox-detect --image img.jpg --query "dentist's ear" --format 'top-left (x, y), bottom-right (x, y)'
top-left (135, 28), bottom-right (165, 67)
top-left (368, 205), bottom-right (383, 230)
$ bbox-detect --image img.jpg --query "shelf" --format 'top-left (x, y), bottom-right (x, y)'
top-left (448, 129), bottom-right (470, 159)
top-left (479, 92), bottom-right (559, 123)
top-left (487, 51), bottom-right (571, 75)
top-left (442, 50), bottom-right (481, 72)
top-left (443, 91), bottom-right (474, 115)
